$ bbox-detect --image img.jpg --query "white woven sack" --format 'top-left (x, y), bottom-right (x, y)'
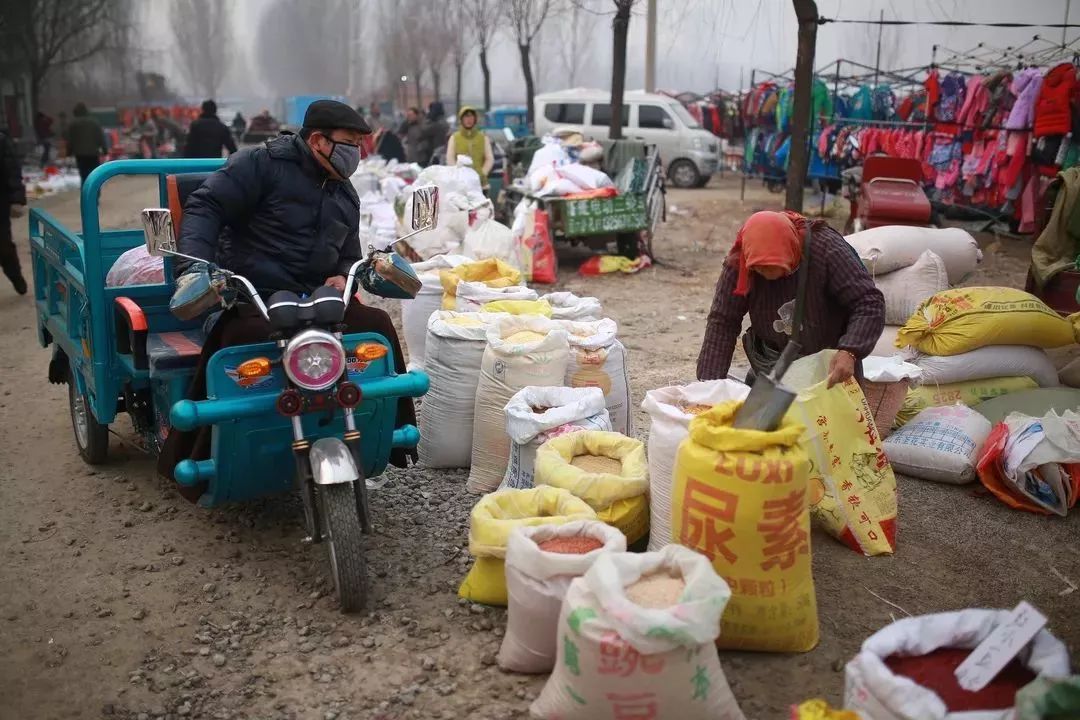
top-left (467, 317), bottom-right (569, 494)
top-left (455, 281), bottom-right (537, 312)
top-left (874, 250), bottom-right (950, 326)
top-left (498, 521), bottom-right (626, 674)
top-left (911, 345), bottom-right (1060, 388)
top-left (883, 405), bottom-right (992, 484)
top-left (401, 255), bottom-right (472, 371)
top-left (559, 319), bottom-right (633, 435)
top-left (641, 380), bottom-right (750, 551)
top-left (846, 225), bottom-right (982, 284)
top-left (844, 609), bottom-right (1071, 720)
top-left (541, 291), bottom-right (602, 321)
top-left (871, 326), bottom-right (911, 358)
top-left (417, 311), bottom-right (507, 468)
top-left (501, 386), bottom-right (612, 490)
top-left (530, 546), bottom-right (746, 720)
top-left (462, 217), bottom-right (520, 270)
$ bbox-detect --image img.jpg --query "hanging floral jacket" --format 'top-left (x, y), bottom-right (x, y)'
top-left (1033, 63), bottom-right (1078, 137)
top-left (936, 72), bottom-right (968, 122)
top-left (1006, 68), bottom-right (1044, 130)
top-left (980, 71), bottom-right (1015, 129)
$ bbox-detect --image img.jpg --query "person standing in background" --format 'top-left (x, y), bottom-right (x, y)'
top-left (399, 107), bottom-right (426, 164)
top-left (446, 106), bottom-right (494, 191)
top-left (421, 102), bottom-right (450, 166)
top-left (368, 101), bottom-right (391, 131)
top-left (0, 126), bottom-right (28, 294)
top-left (184, 100), bottom-right (237, 158)
top-left (33, 111), bottom-right (54, 167)
top-left (231, 112), bottom-right (246, 143)
top-left (65, 103), bottom-right (108, 185)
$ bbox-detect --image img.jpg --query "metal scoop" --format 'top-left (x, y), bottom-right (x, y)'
top-left (731, 339), bottom-right (802, 431)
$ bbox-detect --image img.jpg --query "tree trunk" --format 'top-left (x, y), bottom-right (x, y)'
top-left (479, 45), bottom-right (492, 111)
top-left (454, 59), bottom-right (464, 112)
top-left (786, 0), bottom-right (819, 213)
top-left (413, 68), bottom-right (423, 107)
top-left (432, 68), bottom-right (442, 105)
top-left (519, 42), bottom-right (536, 127)
top-left (608, 3), bottom-right (632, 141)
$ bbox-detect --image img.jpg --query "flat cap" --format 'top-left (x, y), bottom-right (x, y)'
top-left (302, 99), bottom-right (372, 134)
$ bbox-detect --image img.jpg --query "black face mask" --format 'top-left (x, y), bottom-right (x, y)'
top-left (317, 135), bottom-right (361, 177)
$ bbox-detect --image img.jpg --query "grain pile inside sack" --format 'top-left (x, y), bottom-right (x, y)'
top-left (673, 401), bottom-right (818, 652)
top-left (844, 609), bottom-right (1071, 720)
top-left (883, 405), bottom-right (992, 484)
top-left (467, 317), bottom-right (570, 494)
top-left (872, 250), bottom-right (950, 326)
top-left (418, 311), bottom-right (508, 468)
top-left (439, 258), bottom-right (522, 310)
top-left (458, 487), bottom-right (595, 606)
top-left (400, 255), bottom-right (472, 370)
top-left (540, 291), bottom-right (602, 321)
top-left (534, 430), bottom-right (650, 546)
top-left (558, 319), bottom-right (633, 435)
top-left (530, 546), bottom-right (747, 720)
top-left (641, 380), bottom-right (750, 552)
top-left (455, 281), bottom-right (538, 312)
top-left (845, 225), bottom-right (982, 284)
top-left (500, 386), bottom-right (611, 490)
top-left (481, 298), bottom-right (553, 316)
top-left (497, 520), bottom-right (625, 673)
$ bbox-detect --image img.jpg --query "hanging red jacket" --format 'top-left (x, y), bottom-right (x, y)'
top-left (1033, 63), bottom-right (1078, 137)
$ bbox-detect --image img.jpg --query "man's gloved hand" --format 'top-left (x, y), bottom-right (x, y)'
top-left (10, 204), bottom-right (26, 219)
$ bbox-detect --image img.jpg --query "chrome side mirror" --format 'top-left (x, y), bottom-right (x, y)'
top-left (410, 185), bottom-right (439, 232)
top-left (141, 208), bottom-right (176, 257)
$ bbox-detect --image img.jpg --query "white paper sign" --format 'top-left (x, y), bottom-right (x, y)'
top-left (954, 601), bottom-right (1048, 692)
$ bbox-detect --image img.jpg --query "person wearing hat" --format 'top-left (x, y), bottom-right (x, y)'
top-left (446, 106), bottom-right (493, 190)
top-left (159, 99), bottom-right (416, 496)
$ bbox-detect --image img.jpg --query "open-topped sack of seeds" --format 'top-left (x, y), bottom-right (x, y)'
top-left (455, 281), bottom-right (538, 312)
top-left (529, 545), bottom-right (746, 720)
top-left (541, 291), bottom-right (602, 321)
top-left (467, 317), bottom-right (570, 494)
top-left (458, 487), bottom-right (596, 606)
top-left (558, 319), bottom-right (633, 435)
top-left (481, 298), bottom-right (553, 317)
top-left (534, 430), bottom-right (650, 546)
top-left (440, 258), bottom-right (522, 310)
top-left (498, 520), bottom-right (626, 674)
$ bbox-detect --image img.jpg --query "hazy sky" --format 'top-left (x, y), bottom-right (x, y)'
top-left (145, 0), bottom-right (1079, 105)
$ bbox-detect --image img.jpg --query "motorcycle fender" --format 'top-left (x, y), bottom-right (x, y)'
top-left (309, 437), bottom-right (360, 486)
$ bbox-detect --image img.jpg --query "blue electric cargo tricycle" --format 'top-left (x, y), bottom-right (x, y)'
top-left (30, 159), bottom-right (437, 611)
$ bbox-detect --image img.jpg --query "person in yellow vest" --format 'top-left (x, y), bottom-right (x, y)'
top-left (446, 106), bottom-right (494, 192)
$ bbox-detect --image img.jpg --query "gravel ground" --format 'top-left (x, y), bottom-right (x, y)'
top-left (0, 174), bottom-right (1077, 720)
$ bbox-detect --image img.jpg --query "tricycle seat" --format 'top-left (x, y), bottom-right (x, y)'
top-left (147, 329), bottom-right (205, 373)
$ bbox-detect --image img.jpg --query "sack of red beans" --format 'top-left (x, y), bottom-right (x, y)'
top-left (844, 609), bottom-right (1071, 719)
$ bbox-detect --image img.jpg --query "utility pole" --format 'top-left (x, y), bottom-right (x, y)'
top-left (786, 0), bottom-right (818, 213)
top-left (873, 8), bottom-right (883, 89)
top-left (645, 0), bottom-right (657, 92)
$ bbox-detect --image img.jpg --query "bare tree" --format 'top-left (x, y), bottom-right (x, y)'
top-left (255, 0), bottom-right (350, 99)
top-left (447, 0), bottom-right (470, 110)
top-left (607, 0), bottom-right (637, 140)
top-left (505, 0), bottom-right (558, 125)
top-left (464, 0), bottom-right (501, 110)
top-left (170, 0), bottom-right (233, 98)
top-left (557, 0), bottom-right (599, 86)
top-left (422, 0), bottom-right (457, 105)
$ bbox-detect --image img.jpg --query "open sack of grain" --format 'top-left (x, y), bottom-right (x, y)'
top-left (439, 258), bottom-right (522, 310)
top-left (540, 291), bottom-right (602, 321)
top-left (534, 430), bottom-right (650, 546)
top-left (530, 545), bottom-right (747, 720)
top-left (500, 386), bottom-right (611, 490)
top-left (497, 520), bottom-right (626, 674)
top-left (456, 281), bottom-right (538, 312)
top-left (558, 318), bottom-right (633, 435)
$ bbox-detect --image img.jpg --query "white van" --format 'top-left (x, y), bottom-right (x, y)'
top-left (533, 88), bottom-right (719, 188)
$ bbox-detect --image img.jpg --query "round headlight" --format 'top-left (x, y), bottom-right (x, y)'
top-left (282, 329), bottom-right (346, 391)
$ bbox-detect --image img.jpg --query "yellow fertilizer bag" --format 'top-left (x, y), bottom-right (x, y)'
top-left (895, 287), bottom-right (1080, 356)
top-left (439, 258), bottom-right (522, 310)
top-left (534, 431), bottom-right (650, 545)
top-left (459, 487), bottom-right (595, 606)
top-left (894, 376), bottom-right (1038, 428)
top-left (481, 299), bottom-right (553, 317)
top-left (672, 401), bottom-right (819, 653)
top-left (783, 351), bottom-right (898, 557)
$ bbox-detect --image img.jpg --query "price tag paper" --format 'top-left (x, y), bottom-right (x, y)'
top-left (954, 602), bottom-right (1047, 692)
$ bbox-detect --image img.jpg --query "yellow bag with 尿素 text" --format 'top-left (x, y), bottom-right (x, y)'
top-left (672, 401), bottom-right (819, 653)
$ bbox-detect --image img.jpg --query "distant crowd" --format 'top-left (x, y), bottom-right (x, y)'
top-left (359, 101), bottom-right (451, 167)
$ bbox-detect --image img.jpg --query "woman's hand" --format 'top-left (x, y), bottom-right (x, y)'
top-left (827, 350), bottom-right (856, 388)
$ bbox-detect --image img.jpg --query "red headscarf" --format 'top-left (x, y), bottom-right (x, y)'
top-left (729, 210), bottom-right (806, 296)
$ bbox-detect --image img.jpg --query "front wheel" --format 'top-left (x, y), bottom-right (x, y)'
top-left (668, 159), bottom-right (701, 189)
top-left (69, 371), bottom-right (109, 464)
top-left (320, 483), bottom-right (368, 612)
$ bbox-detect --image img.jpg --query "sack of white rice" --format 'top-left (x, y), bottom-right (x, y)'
top-left (467, 317), bottom-right (570, 494)
top-left (559, 319), bottom-right (633, 435)
top-left (400, 255), bottom-right (471, 370)
top-left (541, 291), bottom-right (602, 321)
top-left (530, 545), bottom-right (746, 720)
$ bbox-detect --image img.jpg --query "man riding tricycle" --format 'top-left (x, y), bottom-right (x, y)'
top-left (29, 101), bottom-right (433, 611)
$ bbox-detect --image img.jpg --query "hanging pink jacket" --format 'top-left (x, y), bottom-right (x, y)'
top-left (1005, 68), bottom-right (1043, 130)
top-left (957, 75), bottom-right (989, 128)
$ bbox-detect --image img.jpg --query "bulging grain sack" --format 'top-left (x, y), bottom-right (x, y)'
top-left (458, 487), bottom-right (595, 606)
top-left (440, 258), bottom-right (522, 310)
top-left (895, 376), bottom-right (1039, 428)
top-left (541, 291), bottom-right (602, 321)
top-left (535, 431), bottom-right (650, 546)
top-left (481, 298), bottom-right (553, 317)
top-left (910, 345), bottom-right (1060, 388)
top-left (641, 380), bottom-right (750, 552)
top-left (467, 317), bottom-right (570, 494)
top-left (873, 250), bottom-right (950, 326)
top-left (883, 405), bottom-right (992, 484)
top-left (672, 401), bottom-right (818, 652)
top-left (498, 520), bottom-right (626, 674)
top-left (896, 287), bottom-right (1080, 356)
top-left (872, 325), bottom-right (909, 358)
top-left (401, 255), bottom-right (472, 370)
top-left (844, 609), bottom-right (1071, 720)
top-left (559, 319), bottom-right (633, 435)
top-left (845, 225), bottom-right (982, 283)
top-left (455, 281), bottom-right (538, 312)
top-left (418, 311), bottom-right (508, 468)
top-left (501, 386), bottom-right (612, 490)
top-left (530, 546), bottom-right (747, 720)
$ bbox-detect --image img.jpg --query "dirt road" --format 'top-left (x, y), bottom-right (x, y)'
top-left (0, 175), bottom-right (1076, 720)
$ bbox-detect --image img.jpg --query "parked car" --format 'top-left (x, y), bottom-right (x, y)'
top-left (533, 88), bottom-right (719, 188)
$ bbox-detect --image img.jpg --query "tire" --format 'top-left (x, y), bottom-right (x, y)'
top-left (320, 483), bottom-right (368, 612)
top-left (667, 159), bottom-right (701, 189)
top-left (68, 371), bottom-right (108, 464)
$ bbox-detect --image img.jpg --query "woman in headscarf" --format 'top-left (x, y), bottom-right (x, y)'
top-left (446, 106), bottom-right (494, 191)
top-left (696, 211), bottom-right (885, 388)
